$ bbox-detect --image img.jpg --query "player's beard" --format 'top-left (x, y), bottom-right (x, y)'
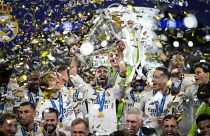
top-left (44, 124), bottom-right (57, 134)
top-left (96, 75), bottom-right (108, 88)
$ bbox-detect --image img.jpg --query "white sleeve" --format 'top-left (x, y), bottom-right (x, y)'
top-left (70, 74), bottom-right (92, 93)
top-left (184, 84), bottom-right (198, 100)
top-left (134, 93), bottom-right (146, 114)
top-left (112, 75), bottom-right (126, 99)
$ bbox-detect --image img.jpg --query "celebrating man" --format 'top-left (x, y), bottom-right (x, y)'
top-left (41, 107), bottom-right (66, 136)
top-left (135, 67), bottom-right (182, 134)
top-left (16, 102), bottom-right (42, 136)
top-left (69, 47), bottom-right (126, 135)
top-left (0, 113), bottom-right (18, 136)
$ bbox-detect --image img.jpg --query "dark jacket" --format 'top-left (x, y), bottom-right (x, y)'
top-left (141, 127), bottom-right (157, 136)
top-left (110, 127), bottom-right (157, 136)
top-left (0, 131), bottom-right (7, 136)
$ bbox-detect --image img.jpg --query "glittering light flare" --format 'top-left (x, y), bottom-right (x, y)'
top-left (65, 36), bottom-right (76, 45)
top-left (159, 34), bottom-right (168, 42)
top-left (188, 41), bottom-right (193, 47)
top-left (205, 35), bottom-right (210, 42)
top-left (80, 42), bottom-right (94, 56)
top-left (173, 41), bottom-right (179, 47)
top-left (41, 51), bottom-right (49, 57)
top-left (101, 40), bottom-right (108, 47)
top-left (183, 14), bottom-right (198, 28)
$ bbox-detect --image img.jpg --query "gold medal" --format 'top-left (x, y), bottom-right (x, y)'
top-left (59, 123), bottom-right (63, 128)
top-left (98, 111), bottom-right (104, 118)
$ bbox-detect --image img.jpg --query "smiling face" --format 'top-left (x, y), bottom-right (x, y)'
top-left (152, 70), bottom-right (168, 91)
top-left (127, 20), bottom-right (134, 29)
top-left (162, 119), bottom-right (179, 136)
top-left (195, 67), bottom-right (209, 85)
top-left (43, 112), bottom-right (58, 134)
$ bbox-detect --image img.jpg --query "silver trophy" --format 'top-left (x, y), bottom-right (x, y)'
top-left (75, 4), bottom-right (123, 67)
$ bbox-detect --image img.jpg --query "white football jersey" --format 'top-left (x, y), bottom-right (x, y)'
top-left (134, 90), bottom-right (182, 133)
top-left (60, 85), bottom-right (86, 119)
top-left (35, 92), bottom-right (76, 132)
top-left (14, 86), bottom-right (43, 107)
top-left (70, 74), bottom-right (125, 135)
top-left (170, 74), bottom-right (196, 135)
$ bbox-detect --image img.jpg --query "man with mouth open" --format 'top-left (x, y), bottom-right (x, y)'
top-left (134, 67), bottom-right (182, 134)
top-left (168, 52), bottom-right (195, 135)
top-left (69, 47), bottom-right (127, 135)
top-left (186, 61), bottom-right (210, 136)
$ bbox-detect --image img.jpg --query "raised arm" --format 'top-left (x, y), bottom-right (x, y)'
top-left (69, 45), bottom-right (79, 76)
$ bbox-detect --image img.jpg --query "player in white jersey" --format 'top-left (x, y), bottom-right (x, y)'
top-left (14, 71), bottom-right (43, 108)
top-left (118, 76), bottom-right (149, 130)
top-left (16, 102), bottom-right (42, 136)
top-left (57, 65), bottom-right (85, 119)
top-left (134, 67), bottom-right (182, 134)
top-left (69, 53), bottom-right (126, 135)
top-left (167, 52), bottom-right (195, 135)
top-left (35, 71), bottom-right (76, 134)
top-left (0, 63), bottom-right (19, 113)
top-left (41, 107), bottom-right (66, 136)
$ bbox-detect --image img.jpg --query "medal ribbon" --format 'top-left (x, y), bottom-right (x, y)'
top-left (96, 69), bottom-right (120, 112)
top-left (73, 90), bottom-right (79, 102)
top-left (130, 86), bottom-right (144, 102)
top-left (65, 82), bottom-right (68, 90)
top-left (130, 89), bottom-right (136, 102)
top-left (50, 92), bottom-right (64, 122)
top-left (108, 68), bottom-right (120, 87)
top-left (171, 78), bottom-right (183, 92)
top-left (154, 92), bottom-right (167, 116)
top-left (21, 123), bottom-right (38, 136)
top-left (28, 89), bottom-right (39, 104)
top-left (139, 128), bottom-right (142, 136)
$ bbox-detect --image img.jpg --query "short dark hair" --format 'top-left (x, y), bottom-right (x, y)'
top-left (163, 114), bottom-right (179, 124)
top-left (196, 114), bottom-right (210, 125)
top-left (0, 63), bottom-right (13, 78)
top-left (0, 113), bottom-right (17, 126)
top-left (57, 65), bottom-right (68, 73)
top-left (155, 66), bottom-right (170, 79)
top-left (71, 118), bottom-right (89, 129)
top-left (96, 66), bottom-right (108, 71)
top-left (42, 107), bottom-right (59, 119)
top-left (194, 62), bottom-right (210, 73)
top-left (19, 101), bottom-right (36, 110)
